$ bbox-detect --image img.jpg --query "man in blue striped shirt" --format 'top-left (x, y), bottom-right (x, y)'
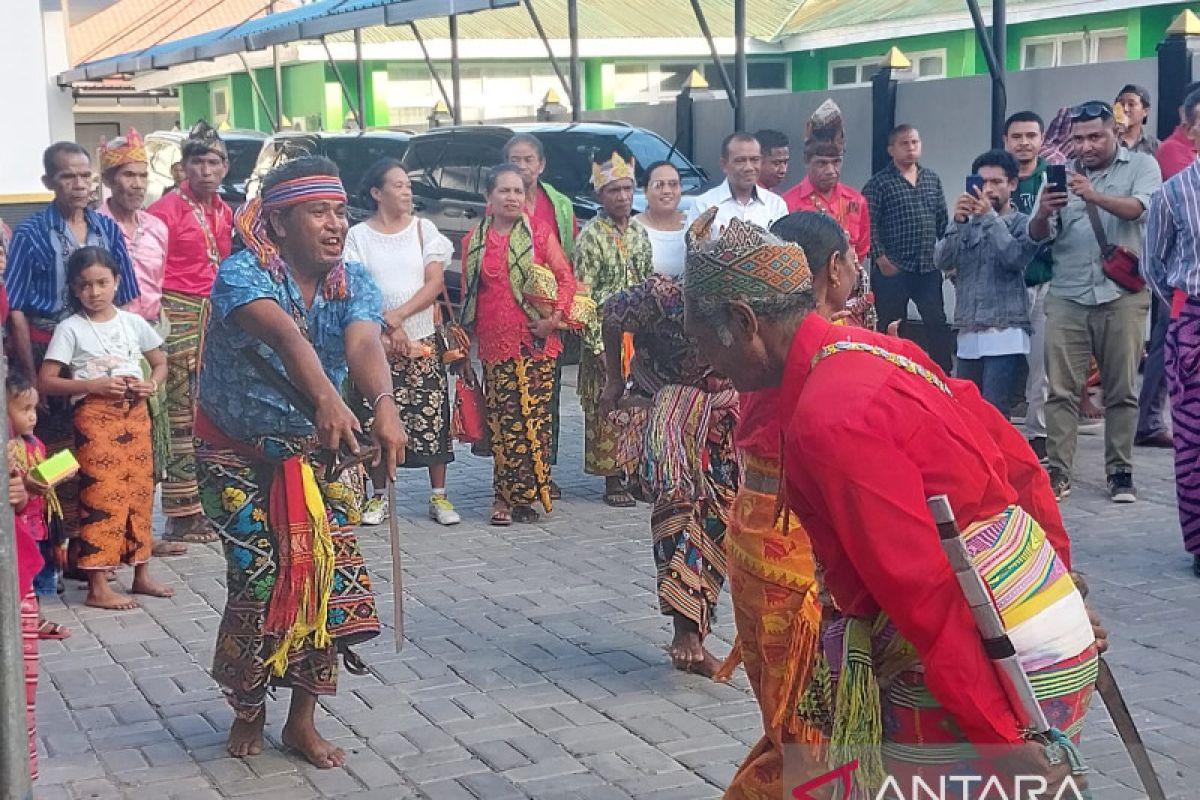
top-left (4, 141), bottom-right (140, 553)
top-left (6, 142), bottom-right (139, 380)
top-left (1145, 87), bottom-right (1200, 576)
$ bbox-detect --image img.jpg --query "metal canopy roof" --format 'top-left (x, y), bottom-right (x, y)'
top-left (59, 0), bottom-right (520, 85)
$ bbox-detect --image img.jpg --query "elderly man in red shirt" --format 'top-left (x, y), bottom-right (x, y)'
top-left (782, 99), bottom-right (870, 262)
top-left (682, 214), bottom-right (1100, 797)
top-left (147, 120), bottom-right (233, 544)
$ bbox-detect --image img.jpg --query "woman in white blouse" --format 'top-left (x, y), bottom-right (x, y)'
top-left (634, 161), bottom-right (688, 279)
top-left (344, 159), bottom-right (460, 526)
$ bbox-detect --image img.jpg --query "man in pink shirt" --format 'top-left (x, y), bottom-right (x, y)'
top-left (98, 129), bottom-right (188, 557)
top-left (147, 120), bottom-right (233, 543)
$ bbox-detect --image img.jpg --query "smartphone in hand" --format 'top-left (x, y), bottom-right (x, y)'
top-left (966, 175), bottom-right (984, 196)
top-left (1045, 164), bottom-right (1067, 194)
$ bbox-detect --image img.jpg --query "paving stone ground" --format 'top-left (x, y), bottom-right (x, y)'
top-left (30, 366), bottom-right (1200, 799)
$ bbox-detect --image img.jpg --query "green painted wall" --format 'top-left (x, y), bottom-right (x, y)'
top-left (584, 58), bottom-right (606, 110)
top-left (282, 63), bottom-right (325, 130)
top-left (179, 83), bottom-right (210, 128)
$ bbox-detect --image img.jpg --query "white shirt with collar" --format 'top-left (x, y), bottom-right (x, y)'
top-left (686, 179), bottom-right (789, 239)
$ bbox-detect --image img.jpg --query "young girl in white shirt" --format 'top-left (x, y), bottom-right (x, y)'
top-left (39, 246), bottom-right (173, 611)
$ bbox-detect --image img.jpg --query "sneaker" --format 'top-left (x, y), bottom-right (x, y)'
top-left (361, 495), bottom-right (389, 526)
top-left (1028, 436), bottom-right (1048, 465)
top-left (1107, 471), bottom-right (1137, 504)
top-left (1047, 468), bottom-right (1071, 501)
top-left (429, 494), bottom-right (461, 526)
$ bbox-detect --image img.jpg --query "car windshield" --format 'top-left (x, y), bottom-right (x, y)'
top-left (322, 136), bottom-right (409, 198)
top-left (535, 130), bottom-right (705, 198)
top-left (224, 139), bottom-right (263, 187)
top-left (246, 135), bottom-right (408, 200)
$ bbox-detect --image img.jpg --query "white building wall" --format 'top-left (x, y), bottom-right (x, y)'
top-left (0, 0), bottom-right (75, 197)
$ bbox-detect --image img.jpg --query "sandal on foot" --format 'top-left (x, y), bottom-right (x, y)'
top-left (37, 619), bottom-right (70, 640)
top-left (490, 503), bottom-right (513, 527)
top-left (603, 490), bottom-right (636, 508)
top-left (152, 540), bottom-right (188, 557)
top-left (512, 505), bottom-right (540, 524)
top-left (163, 518), bottom-right (218, 544)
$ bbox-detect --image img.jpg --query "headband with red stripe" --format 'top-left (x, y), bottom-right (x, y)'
top-left (261, 175), bottom-right (347, 209)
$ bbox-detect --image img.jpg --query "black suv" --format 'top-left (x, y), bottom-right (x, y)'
top-left (400, 122), bottom-right (708, 265)
top-left (245, 130), bottom-right (413, 214)
top-left (144, 129), bottom-right (266, 205)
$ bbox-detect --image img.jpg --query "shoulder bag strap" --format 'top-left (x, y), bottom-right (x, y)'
top-left (416, 216), bottom-right (462, 328)
top-left (1076, 161), bottom-right (1113, 257)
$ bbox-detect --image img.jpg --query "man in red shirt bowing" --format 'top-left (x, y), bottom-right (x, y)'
top-left (682, 216), bottom-right (1097, 797)
top-left (147, 120), bottom-right (233, 544)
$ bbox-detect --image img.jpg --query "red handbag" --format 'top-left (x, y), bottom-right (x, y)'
top-left (1083, 181), bottom-right (1145, 293)
top-left (450, 364), bottom-right (487, 444)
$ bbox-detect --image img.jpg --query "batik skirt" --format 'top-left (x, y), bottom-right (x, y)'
top-left (74, 398), bottom-right (154, 571)
top-left (723, 454), bottom-right (826, 800)
top-left (196, 432), bottom-right (379, 718)
top-left (482, 354), bottom-right (556, 511)
top-left (641, 385), bottom-right (739, 636)
top-left (578, 350), bottom-right (624, 478)
top-left (353, 333), bottom-right (453, 468)
top-left (162, 290), bottom-right (209, 518)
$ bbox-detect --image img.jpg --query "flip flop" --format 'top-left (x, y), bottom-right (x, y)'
top-left (37, 619), bottom-right (70, 640)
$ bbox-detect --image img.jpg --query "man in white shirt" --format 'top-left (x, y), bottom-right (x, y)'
top-left (688, 132), bottom-right (788, 238)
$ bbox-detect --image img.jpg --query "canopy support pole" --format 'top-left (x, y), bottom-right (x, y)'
top-left (449, 14), bottom-right (462, 125)
top-left (409, 21), bottom-right (455, 118)
top-left (522, 0), bottom-right (572, 108)
top-left (321, 36), bottom-right (362, 129)
top-left (237, 52), bottom-right (280, 132)
top-left (688, 0), bottom-right (736, 110)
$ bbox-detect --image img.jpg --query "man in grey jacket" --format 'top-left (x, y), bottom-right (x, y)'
top-left (936, 149), bottom-right (1039, 417)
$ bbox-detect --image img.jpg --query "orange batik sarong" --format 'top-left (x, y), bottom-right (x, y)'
top-left (721, 453), bottom-right (827, 800)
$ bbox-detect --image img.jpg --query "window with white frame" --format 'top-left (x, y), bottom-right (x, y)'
top-left (211, 86), bottom-right (230, 123)
top-left (386, 63), bottom-right (562, 126)
top-left (611, 60), bottom-right (789, 105)
top-left (1020, 29), bottom-right (1127, 70)
top-left (827, 50), bottom-right (947, 88)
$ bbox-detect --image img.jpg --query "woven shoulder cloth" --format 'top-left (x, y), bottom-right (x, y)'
top-left (810, 340), bottom-right (953, 397)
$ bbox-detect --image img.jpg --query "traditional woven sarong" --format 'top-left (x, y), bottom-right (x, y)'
top-left (819, 505), bottom-right (1095, 795)
top-left (352, 333), bottom-right (453, 468)
top-left (195, 413), bottom-right (379, 719)
top-left (642, 384), bottom-right (739, 635)
top-left (29, 318), bottom-right (78, 534)
top-left (723, 454), bottom-right (825, 800)
top-left (549, 359), bottom-right (563, 467)
top-left (161, 290), bottom-right (209, 518)
top-left (578, 350), bottom-right (624, 477)
top-left (483, 355), bottom-right (556, 510)
top-left (1167, 295), bottom-right (1200, 556)
top-left (73, 398), bottom-right (154, 570)
top-left (20, 592), bottom-right (38, 781)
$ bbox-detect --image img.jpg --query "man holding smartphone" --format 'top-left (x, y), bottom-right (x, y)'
top-left (935, 150), bottom-right (1039, 417)
top-left (1029, 101), bottom-right (1161, 504)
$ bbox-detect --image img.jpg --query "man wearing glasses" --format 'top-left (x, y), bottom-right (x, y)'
top-left (1029, 101), bottom-right (1162, 504)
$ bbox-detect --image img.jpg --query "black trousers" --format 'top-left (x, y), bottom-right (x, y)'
top-left (872, 268), bottom-right (955, 373)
